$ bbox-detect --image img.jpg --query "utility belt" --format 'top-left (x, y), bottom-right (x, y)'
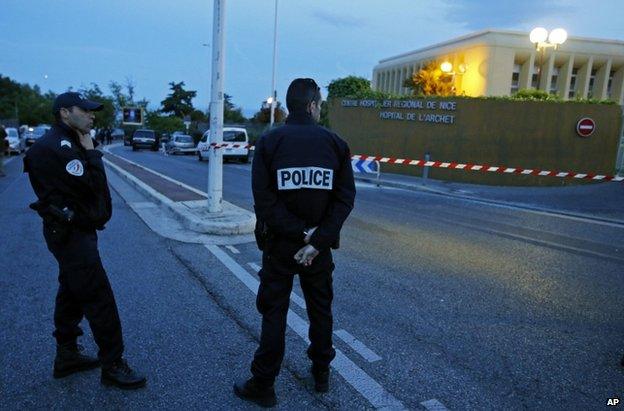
top-left (254, 218), bottom-right (275, 252)
top-left (30, 201), bottom-right (75, 243)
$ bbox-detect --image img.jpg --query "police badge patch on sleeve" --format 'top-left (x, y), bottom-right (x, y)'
top-left (65, 159), bottom-right (84, 176)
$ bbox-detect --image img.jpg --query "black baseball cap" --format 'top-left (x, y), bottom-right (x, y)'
top-left (53, 92), bottom-right (103, 112)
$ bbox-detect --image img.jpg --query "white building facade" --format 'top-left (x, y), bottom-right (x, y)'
top-left (372, 30), bottom-right (624, 105)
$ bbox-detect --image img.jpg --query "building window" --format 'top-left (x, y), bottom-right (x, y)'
top-left (569, 68), bottom-right (578, 99)
top-left (531, 65), bottom-right (539, 89)
top-left (550, 67), bottom-right (559, 95)
top-left (587, 68), bottom-right (597, 99)
top-left (607, 70), bottom-right (615, 99)
top-left (510, 63), bottom-right (520, 94)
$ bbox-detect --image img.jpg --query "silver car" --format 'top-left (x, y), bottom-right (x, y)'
top-left (166, 134), bottom-right (195, 155)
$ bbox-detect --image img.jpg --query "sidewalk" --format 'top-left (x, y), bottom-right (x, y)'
top-left (103, 149), bottom-right (255, 235)
top-left (356, 170), bottom-right (624, 223)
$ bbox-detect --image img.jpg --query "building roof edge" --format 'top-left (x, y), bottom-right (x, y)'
top-left (377, 29), bottom-right (624, 65)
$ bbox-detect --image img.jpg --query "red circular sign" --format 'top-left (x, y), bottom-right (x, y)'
top-left (576, 117), bottom-right (595, 137)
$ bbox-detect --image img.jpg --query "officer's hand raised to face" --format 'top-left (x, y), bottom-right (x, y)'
top-left (79, 132), bottom-right (94, 150)
top-left (294, 244), bottom-right (319, 266)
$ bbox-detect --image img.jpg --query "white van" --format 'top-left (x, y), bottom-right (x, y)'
top-left (197, 127), bottom-right (250, 163)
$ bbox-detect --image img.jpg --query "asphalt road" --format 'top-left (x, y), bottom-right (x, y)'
top-left (105, 146), bottom-right (624, 410)
top-left (2, 146), bottom-right (623, 410)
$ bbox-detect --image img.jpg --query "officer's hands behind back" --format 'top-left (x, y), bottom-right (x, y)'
top-left (294, 245), bottom-right (319, 266)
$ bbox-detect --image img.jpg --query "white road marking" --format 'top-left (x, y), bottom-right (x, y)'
top-left (3, 156), bottom-right (19, 166)
top-left (247, 262), bottom-right (261, 272)
top-left (225, 245), bottom-right (240, 254)
top-left (246, 261), bottom-right (307, 309)
top-left (421, 398), bottom-right (450, 411)
top-left (334, 329), bottom-right (382, 363)
top-left (205, 244), bottom-right (405, 410)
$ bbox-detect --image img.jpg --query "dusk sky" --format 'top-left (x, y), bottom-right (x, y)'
top-left (2, 0), bottom-right (623, 116)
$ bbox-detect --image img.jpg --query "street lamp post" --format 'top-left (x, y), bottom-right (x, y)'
top-left (207, 0), bottom-right (226, 213)
top-left (269, 0), bottom-right (278, 128)
top-left (440, 61), bottom-right (466, 94)
top-left (529, 27), bottom-right (567, 91)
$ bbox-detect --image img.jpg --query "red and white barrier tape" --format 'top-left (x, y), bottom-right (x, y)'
top-left (208, 142), bottom-right (254, 149)
top-left (352, 154), bottom-right (624, 182)
top-left (205, 142), bottom-right (623, 182)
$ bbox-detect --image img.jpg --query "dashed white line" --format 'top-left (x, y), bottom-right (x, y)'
top-left (334, 329), bottom-right (382, 363)
top-left (247, 262), bottom-right (261, 272)
top-left (225, 245), bottom-right (240, 254)
top-left (421, 398), bottom-right (450, 411)
top-left (205, 245), bottom-right (405, 410)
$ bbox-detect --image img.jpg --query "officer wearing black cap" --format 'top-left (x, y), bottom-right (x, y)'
top-left (23, 92), bottom-right (146, 389)
top-left (234, 79), bottom-right (356, 407)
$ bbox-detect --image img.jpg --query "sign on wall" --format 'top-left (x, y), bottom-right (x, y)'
top-left (341, 98), bottom-right (457, 125)
top-left (576, 117), bottom-right (595, 137)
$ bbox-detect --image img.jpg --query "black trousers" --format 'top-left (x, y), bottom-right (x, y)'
top-left (43, 224), bottom-right (124, 367)
top-left (251, 243), bottom-right (336, 383)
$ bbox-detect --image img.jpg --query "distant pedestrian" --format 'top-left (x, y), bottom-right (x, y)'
top-left (234, 78), bottom-right (355, 407)
top-left (23, 92), bottom-right (147, 389)
top-left (0, 125), bottom-right (7, 176)
top-left (105, 127), bottom-right (112, 145)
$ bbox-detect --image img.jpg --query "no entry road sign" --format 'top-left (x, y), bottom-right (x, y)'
top-left (576, 117), bottom-right (595, 137)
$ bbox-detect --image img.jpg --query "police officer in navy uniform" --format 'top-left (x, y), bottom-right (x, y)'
top-left (24, 92), bottom-right (146, 389)
top-left (234, 79), bottom-right (356, 407)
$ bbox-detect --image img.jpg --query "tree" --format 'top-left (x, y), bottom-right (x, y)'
top-left (327, 76), bottom-right (371, 98)
top-left (404, 61), bottom-right (455, 96)
top-left (252, 101), bottom-right (286, 124)
top-left (0, 75), bottom-right (55, 125)
top-left (108, 81), bottom-right (130, 112)
top-left (145, 111), bottom-right (185, 134)
top-left (160, 81), bottom-right (197, 117)
top-left (223, 94), bottom-right (246, 124)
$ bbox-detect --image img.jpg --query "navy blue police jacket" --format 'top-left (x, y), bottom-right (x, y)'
top-left (24, 122), bottom-right (112, 231)
top-left (252, 113), bottom-right (356, 251)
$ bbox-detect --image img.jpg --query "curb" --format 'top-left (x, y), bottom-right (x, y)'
top-left (355, 175), bottom-right (624, 228)
top-left (102, 148), bottom-right (255, 235)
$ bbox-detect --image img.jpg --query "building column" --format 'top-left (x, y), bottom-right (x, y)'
top-left (576, 57), bottom-right (594, 99)
top-left (519, 53), bottom-right (536, 90)
top-left (611, 66), bottom-right (624, 105)
top-left (395, 68), bottom-right (401, 94)
top-left (399, 67), bottom-right (406, 95)
top-left (539, 51), bottom-right (555, 91)
top-left (593, 59), bottom-right (612, 100)
top-left (557, 54), bottom-right (574, 99)
top-left (384, 71), bottom-right (390, 93)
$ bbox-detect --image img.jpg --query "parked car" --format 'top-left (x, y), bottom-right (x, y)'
top-left (111, 128), bottom-right (125, 141)
top-left (5, 127), bottom-right (25, 154)
top-left (25, 125), bottom-right (50, 147)
top-left (165, 134), bottom-right (195, 155)
top-left (131, 129), bottom-right (158, 151)
top-left (197, 127), bottom-right (250, 163)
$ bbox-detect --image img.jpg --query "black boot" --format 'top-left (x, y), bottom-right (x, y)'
top-left (233, 377), bottom-right (277, 408)
top-left (53, 342), bottom-right (100, 379)
top-left (101, 359), bottom-right (146, 390)
top-left (311, 365), bottom-right (330, 393)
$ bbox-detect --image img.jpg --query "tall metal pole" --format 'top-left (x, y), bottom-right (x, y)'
top-left (207, 0), bottom-right (225, 212)
top-left (269, 0), bottom-right (278, 128)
